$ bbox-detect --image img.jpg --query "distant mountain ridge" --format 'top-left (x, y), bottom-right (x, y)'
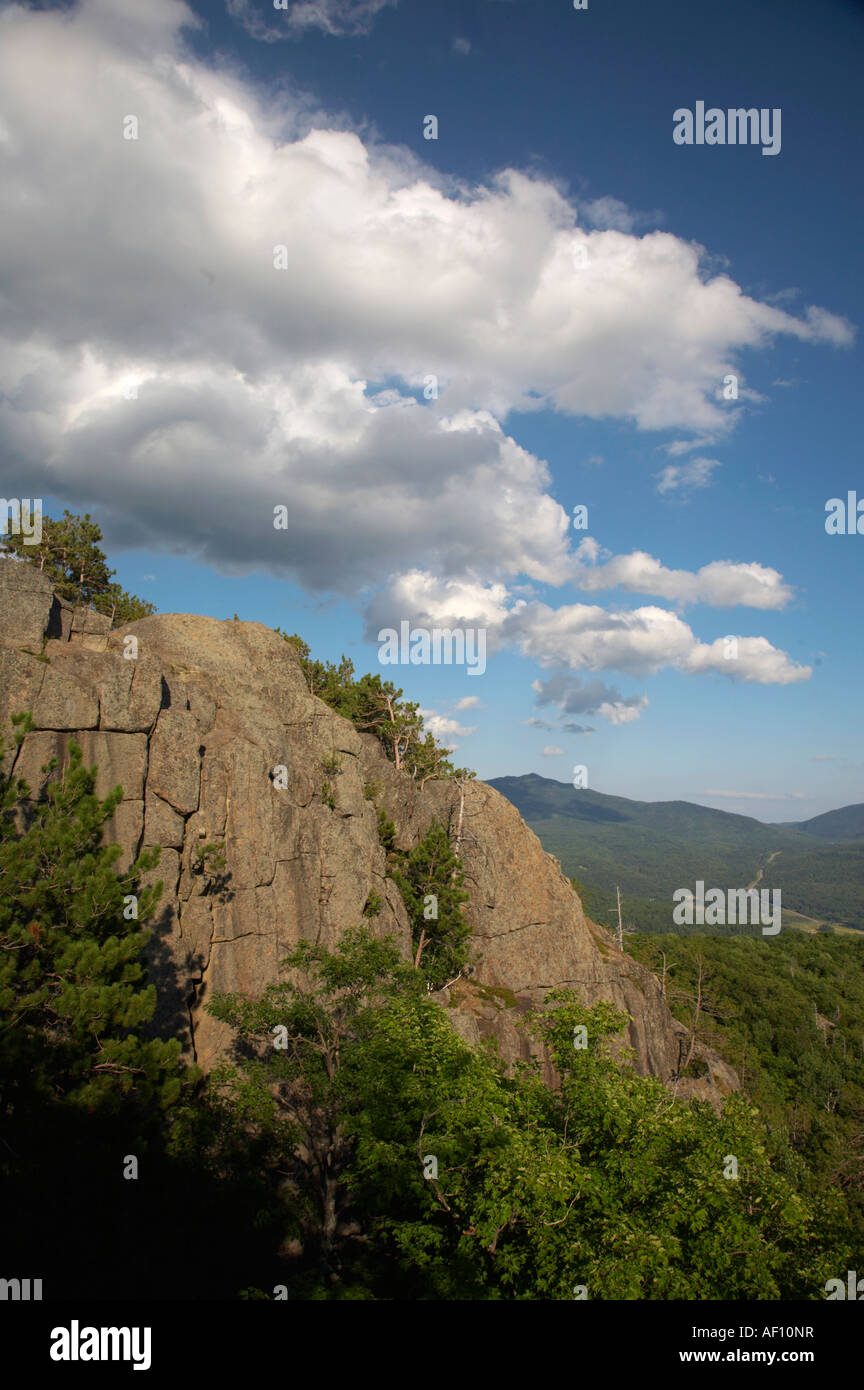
top-left (488, 774), bottom-right (864, 931)
top-left (783, 804), bottom-right (864, 842)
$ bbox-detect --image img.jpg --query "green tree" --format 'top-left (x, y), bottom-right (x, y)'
top-left (276, 632), bottom-right (473, 787)
top-left (0, 714), bottom-right (183, 1115)
top-left (202, 928), bottom-right (846, 1300)
top-left (1, 508), bottom-right (156, 625)
top-left (202, 928), bottom-right (420, 1294)
top-left (392, 821), bottom-right (471, 986)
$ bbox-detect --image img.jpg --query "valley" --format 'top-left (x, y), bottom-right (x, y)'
top-left (489, 774), bottom-right (864, 934)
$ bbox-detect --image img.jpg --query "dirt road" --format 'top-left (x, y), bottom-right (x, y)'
top-left (746, 849), bottom-right (782, 892)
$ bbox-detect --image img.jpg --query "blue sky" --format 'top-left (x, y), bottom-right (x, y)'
top-left (2, 0), bottom-right (862, 818)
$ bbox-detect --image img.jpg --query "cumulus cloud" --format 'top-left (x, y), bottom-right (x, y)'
top-left (455, 695), bottom-right (482, 710)
top-left (0, 0), bottom-right (821, 704)
top-left (363, 571), bottom-right (810, 688)
top-left (417, 712), bottom-right (476, 744)
top-left (507, 601), bottom-right (810, 684)
top-left (363, 572), bottom-right (515, 645)
top-left (532, 671), bottom-right (647, 724)
top-left (541, 745), bottom-right (565, 757)
top-left (580, 195), bottom-right (665, 235)
top-left (0, 0), bottom-right (854, 548)
top-left (655, 457), bottom-right (721, 494)
top-left (581, 196), bottom-right (637, 233)
top-left (681, 636), bottom-right (811, 684)
top-left (573, 545), bottom-right (794, 609)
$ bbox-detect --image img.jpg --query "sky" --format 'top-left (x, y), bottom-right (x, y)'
top-left (0, 0), bottom-right (861, 818)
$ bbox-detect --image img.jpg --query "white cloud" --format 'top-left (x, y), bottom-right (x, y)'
top-left (226, 0), bottom-right (396, 40)
top-left (455, 695), bottom-right (482, 710)
top-left (507, 600), bottom-right (810, 684)
top-left (541, 745), bottom-right (565, 756)
top-left (0, 0), bottom-right (854, 578)
top-left (655, 457), bottom-right (721, 494)
top-left (0, 0), bottom-right (823, 707)
top-left (581, 196), bottom-right (636, 233)
top-left (580, 195), bottom-right (665, 234)
top-left (681, 635), bottom-right (811, 684)
top-left (452, 35), bottom-right (471, 55)
top-left (364, 572), bottom-right (514, 642)
top-left (418, 712), bottom-right (476, 744)
top-left (596, 697), bottom-right (649, 724)
top-left (663, 437), bottom-right (717, 457)
top-left (369, 574), bottom-right (810, 687)
top-left (574, 547), bottom-right (794, 609)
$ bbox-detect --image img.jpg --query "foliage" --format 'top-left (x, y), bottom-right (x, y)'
top-left (627, 929), bottom-right (864, 1250)
top-left (0, 714), bottom-right (183, 1116)
top-left (276, 631), bottom-right (474, 787)
top-left (495, 774), bottom-right (864, 929)
top-left (362, 891), bottom-right (383, 918)
top-left (1, 508), bottom-right (156, 625)
top-left (0, 710), bottom-right (854, 1299)
top-left (391, 821), bottom-right (471, 987)
top-left (376, 805), bottom-right (397, 856)
top-left (201, 927), bottom-right (847, 1300)
top-left (192, 841), bottom-right (230, 894)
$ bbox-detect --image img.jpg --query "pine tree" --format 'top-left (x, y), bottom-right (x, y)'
top-left (0, 714), bottom-right (184, 1116)
top-left (1, 508), bottom-right (155, 625)
top-left (276, 631), bottom-right (473, 786)
top-left (391, 821), bottom-right (471, 987)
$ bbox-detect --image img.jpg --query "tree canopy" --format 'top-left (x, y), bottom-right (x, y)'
top-left (197, 926), bottom-right (848, 1300)
top-left (278, 631), bottom-right (475, 787)
top-left (1, 508), bottom-right (156, 625)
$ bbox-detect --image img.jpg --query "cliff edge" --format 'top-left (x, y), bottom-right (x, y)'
top-left (0, 559), bottom-right (737, 1103)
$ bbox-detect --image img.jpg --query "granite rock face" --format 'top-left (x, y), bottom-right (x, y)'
top-left (0, 560), bottom-right (737, 1100)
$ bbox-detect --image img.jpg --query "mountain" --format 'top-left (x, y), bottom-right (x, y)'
top-left (788, 804), bottom-right (864, 841)
top-left (0, 561), bottom-right (734, 1101)
top-left (488, 773), bottom-right (864, 931)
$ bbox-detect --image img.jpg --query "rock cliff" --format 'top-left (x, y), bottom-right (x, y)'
top-left (0, 559), bottom-right (737, 1102)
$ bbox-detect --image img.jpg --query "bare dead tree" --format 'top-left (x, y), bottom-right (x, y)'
top-left (680, 956), bottom-right (705, 1073)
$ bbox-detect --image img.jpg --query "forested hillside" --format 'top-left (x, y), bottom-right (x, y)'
top-left (627, 931), bottom-right (864, 1250)
top-left (4, 722), bottom-right (853, 1299)
top-left (788, 804), bottom-right (864, 842)
top-left (491, 774), bottom-right (864, 931)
